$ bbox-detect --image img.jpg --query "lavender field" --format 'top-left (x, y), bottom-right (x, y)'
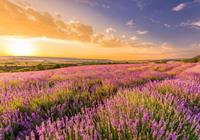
top-left (0, 63), bottom-right (200, 140)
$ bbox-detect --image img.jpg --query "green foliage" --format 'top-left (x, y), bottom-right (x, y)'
top-left (182, 56), bottom-right (200, 63)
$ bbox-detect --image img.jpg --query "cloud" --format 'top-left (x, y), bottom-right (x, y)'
top-left (172, 3), bottom-right (187, 11)
top-left (181, 19), bottom-right (200, 30)
top-left (164, 24), bottom-right (171, 28)
top-left (191, 20), bottom-right (200, 28)
top-left (130, 36), bottom-right (138, 41)
top-left (136, 30), bottom-right (148, 35)
top-left (135, 1), bottom-right (145, 10)
top-left (126, 19), bottom-right (135, 27)
top-left (105, 27), bottom-right (116, 34)
top-left (131, 0), bottom-right (150, 10)
top-left (27, 15), bottom-right (37, 22)
top-left (10, 0), bottom-right (32, 7)
top-left (144, 17), bottom-right (160, 24)
top-left (173, 0), bottom-right (200, 12)
top-left (0, 0), bottom-right (94, 42)
top-left (92, 33), bottom-right (126, 48)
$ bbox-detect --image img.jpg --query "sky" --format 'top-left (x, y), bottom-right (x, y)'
top-left (0, 0), bottom-right (199, 60)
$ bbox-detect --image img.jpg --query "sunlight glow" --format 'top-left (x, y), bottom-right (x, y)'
top-left (8, 39), bottom-right (34, 56)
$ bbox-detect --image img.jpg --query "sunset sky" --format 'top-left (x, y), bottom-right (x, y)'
top-left (0, 0), bottom-right (199, 60)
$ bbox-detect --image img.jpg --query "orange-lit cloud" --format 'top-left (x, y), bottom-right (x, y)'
top-left (0, 0), bottom-right (94, 42)
top-left (0, 0), bottom-right (155, 49)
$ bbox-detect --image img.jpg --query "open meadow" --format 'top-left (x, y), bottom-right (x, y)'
top-left (0, 62), bottom-right (200, 140)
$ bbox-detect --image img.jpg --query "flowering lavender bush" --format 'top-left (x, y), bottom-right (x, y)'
top-left (0, 63), bottom-right (199, 140)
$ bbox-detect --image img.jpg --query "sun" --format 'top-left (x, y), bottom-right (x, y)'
top-left (8, 39), bottom-right (34, 56)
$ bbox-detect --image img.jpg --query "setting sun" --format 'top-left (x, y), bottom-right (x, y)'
top-left (8, 39), bottom-right (34, 56)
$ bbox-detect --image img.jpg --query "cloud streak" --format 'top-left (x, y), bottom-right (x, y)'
top-left (136, 30), bottom-right (148, 35)
top-left (181, 19), bottom-right (200, 30)
top-left (126, 19), bottom-right (135, 27)
top-left (131, 0), bottom-right (150, 10)
top-left (191, 20), bottom-right (200, 28)
top-left (172, 3), bottom-right (187, 11)
top-left (172, 0), bottom-right (200, 12)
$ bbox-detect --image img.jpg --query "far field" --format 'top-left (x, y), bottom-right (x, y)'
top-left (0, 56), bottom-right (112, 73)
top-left (0, 56), bottom-right (199, 73)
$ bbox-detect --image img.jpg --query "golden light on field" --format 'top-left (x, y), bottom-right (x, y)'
top-left (8, 39), bottom-right (35, 56)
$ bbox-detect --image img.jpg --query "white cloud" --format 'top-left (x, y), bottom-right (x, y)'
top-left (164, 24), bottom-right (171, 28)
top-left (68, 18), bottom-right (80, 24)
top-left (130, 36), bottom-right (138, 40)
top-left (105, 27), bottom-right (116, 34)
top-left (181, 19), bottom-right (200, 30)
top-left (126, 19), bottom-right (135, 27)
top-left (191, 20), bottom-right (200, 28)
top-left (136, 30), bottom-right (148, 35)
top-left (172, 3), bottom-right (187, 11)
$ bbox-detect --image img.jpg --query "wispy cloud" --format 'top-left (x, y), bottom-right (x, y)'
top-left (172, 0), bottom-right (200, 12)
top-left (126, 19), bottom-right (135, 27)
top-left (164, 24), bottom-right (171, 28)
top-left (136, 30), bottom-right (148, 35)
top-left (144, 17), bottom-right (160, 24)
top-left (172, 3), bottom-right (187, 11)
top-left (131, 0), bottom-right (150, 10)
top-left (105, 27), bottom-right (116, 34)
top-left (181, 19), bottom-right (200, 30)
top-left (191, 20), bottom-right (200, 28)
top-left (130, 36), bottom-right (138, 41)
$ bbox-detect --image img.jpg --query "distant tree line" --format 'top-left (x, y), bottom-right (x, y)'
top-left (182, 56), bottom-right (200, 63)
